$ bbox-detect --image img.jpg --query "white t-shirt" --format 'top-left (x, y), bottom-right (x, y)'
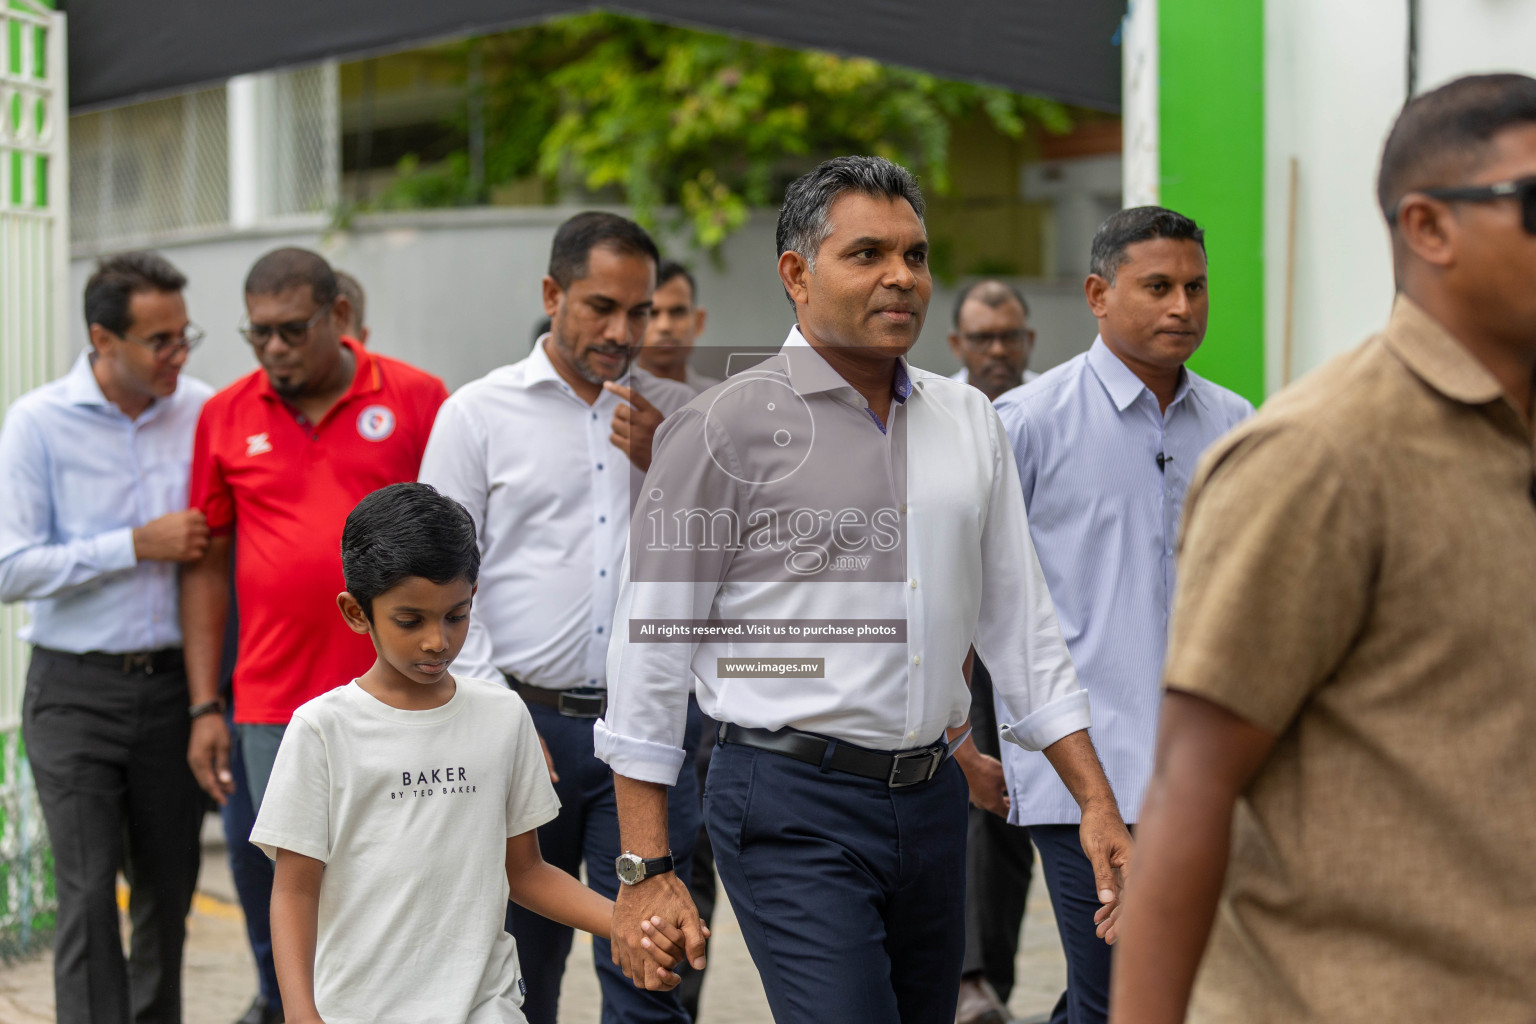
top-left (251, 677), bottom-right (560, 1024)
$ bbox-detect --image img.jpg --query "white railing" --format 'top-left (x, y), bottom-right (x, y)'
top-left (0, 0), bottom-right (67, 953)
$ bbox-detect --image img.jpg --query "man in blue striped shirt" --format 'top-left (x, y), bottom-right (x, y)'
top-left (993, 207), bottom-right (1253, 1024)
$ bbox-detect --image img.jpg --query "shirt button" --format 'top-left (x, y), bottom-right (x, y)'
top-left (599, 516), bottom-right (607, 523)
top-left (912, 655), bottom-right (921, 666)
top-left (599, 569), bottom-right (607, 577)
top-left (596, 626), bottom-right (604, 634)
top-left (899, 503), bottom-right (908, 514)
top-left (907, 730), bottom-right (917, 740)
top-left (597, 462), bottom-right (604, 470)
top-left (589, 679), bottom-right (598, 686)
top-left (909, 578), bottom-right (918, 589)
top-left (592, 412), bottom-right (598, 420)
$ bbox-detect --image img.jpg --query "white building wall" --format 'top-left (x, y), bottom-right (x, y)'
top-left (1265, 0), bottom-right (1536, 388)
top-left (69, 209), bottom-right (1101, 393)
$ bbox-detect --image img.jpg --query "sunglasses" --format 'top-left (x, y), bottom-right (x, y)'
top-left (1405, 176), bottom-right (1536, 234)
top-left (239, 302), bottom-right (333, 348)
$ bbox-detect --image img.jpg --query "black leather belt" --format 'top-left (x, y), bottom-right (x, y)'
top-left (39, 646), bottom-right (183, 676)
top-left (717, 723), bottom-right (952, 788)
top-left (505, 675), bottom-right (607, 718)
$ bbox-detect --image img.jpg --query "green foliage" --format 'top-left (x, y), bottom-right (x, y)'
top-left (373, 13), bottom-right (1072, 252)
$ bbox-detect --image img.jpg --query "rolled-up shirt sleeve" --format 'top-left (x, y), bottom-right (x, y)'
top-left (0, 406), bottom-right (138, 603)
top-left (973, 404), bottom-right (1090, 750)
top-left (596, 408), bottom-right (736, 785)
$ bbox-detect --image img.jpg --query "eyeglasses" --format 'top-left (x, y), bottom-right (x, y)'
top-left (1405, 176), bottom-right (1536, 234)
top-left (960, 329), bottom-right (1031, 351)
top-left (119, 324), bottom-right (205, 359)
top-left (239, 302), bottom-right (333, 348)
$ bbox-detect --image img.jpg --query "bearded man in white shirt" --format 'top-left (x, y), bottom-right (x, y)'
top-left (418, 212), bottom-right (698, 1024)
top-left (596, 156), bottom-right (1132, 1022)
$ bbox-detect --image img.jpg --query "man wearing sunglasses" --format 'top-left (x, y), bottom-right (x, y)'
top-left (0, 251), bottom-right (211, 1023)
top-left (1111, 74), bottom-right (1536, 1024)
top-left (180, 248), bottom-right (448, 836)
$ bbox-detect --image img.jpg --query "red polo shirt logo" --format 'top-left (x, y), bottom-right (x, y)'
top-left (357, 404), bottom-right (396, 441)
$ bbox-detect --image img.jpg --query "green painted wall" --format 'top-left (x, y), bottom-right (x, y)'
top-left (1158, 0), bottom-right (1266, 404)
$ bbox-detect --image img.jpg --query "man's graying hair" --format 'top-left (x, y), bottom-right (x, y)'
top-left (1089, 206), bottom-right (1206, 284)
top-left (775, 156), bottom-right (925, 304)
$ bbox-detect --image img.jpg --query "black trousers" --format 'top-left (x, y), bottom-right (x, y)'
top-left (708, 739), bottom-right (969, 1024)
top-left (961, 658), bottom-right (1034, 1000)
top-left (677, 700), bottom-right (717, 1020)
top-left (22, 647), bottom-right (204, 1024)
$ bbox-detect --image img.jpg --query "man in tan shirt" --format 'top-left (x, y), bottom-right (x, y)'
top-left (1110, 73), bottom-right (1536, 1024)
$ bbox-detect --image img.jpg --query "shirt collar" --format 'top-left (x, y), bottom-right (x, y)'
top-left (781, 325), bottom-right (916, 403)
top-left (257, 336), bottom-right (379, 403)
top-left (1086, 335), bottom-right (1191, 412)
top-left (64, 351), bottom-right (112, 407)
top-left (521, 334), bottom-right (568, 389)
top-left (1381, 295), bottom-right (1505, 406)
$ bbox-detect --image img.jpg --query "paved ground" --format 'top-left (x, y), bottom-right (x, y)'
top-left (0, 816), bottom-right (1066, 1023)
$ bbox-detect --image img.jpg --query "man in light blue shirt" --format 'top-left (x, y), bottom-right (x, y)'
top-left (0, 251), bottom-right (213, 1024)
top-left (993, 208), bottom-right (1253, 1024)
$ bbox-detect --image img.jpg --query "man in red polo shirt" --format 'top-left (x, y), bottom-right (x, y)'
top-left (181, 247), bottom-right (447, 813)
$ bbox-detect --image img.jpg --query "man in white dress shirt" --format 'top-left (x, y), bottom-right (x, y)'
top-left (0, 252), bottom-right (212, 1024)
top-left (418, 212), bottom-right (697, 1024)
top-left (596, 156), bottom-right (1132, 1022)
top-left (947, 279), bottom-right (1040, 400)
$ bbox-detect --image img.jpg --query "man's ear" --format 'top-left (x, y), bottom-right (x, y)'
top-left (87, 323), bottom-right (115, 357)
top-left (778, 251), bottom-right (813, 307)
top-left (332, 295), bottom-right (353, 336)
top-left (694, 308), bottom-right (708, 338)
top-left (337, 592), bottom-right (372, 635)
top-left (1084, 274), bottom-right (1112, 319)
top-left (1395, 194), bottom-right (1458, 270)
top-left (947, 330), bottom-right (964, 361)
top-left (541, 276), bottom-right (564, 320)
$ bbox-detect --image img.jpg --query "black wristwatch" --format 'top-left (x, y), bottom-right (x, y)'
top-left (188, 698), bottom-right (225, 721)
top-left (615, 850), bottom-right (675, 886)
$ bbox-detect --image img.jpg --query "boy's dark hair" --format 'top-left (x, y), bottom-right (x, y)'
top-left (245, 247), bottom-right (339, 307)
top-left (84, 251), bottom-right (187, 336)
top-left (656, 259), bottom-right (699, 304)
top-left (1377, 73), bottom-right (1536, 226)
top-left (548, 212), bottom-right (660, 290)
top-left (341, 483), bottom-right (480, 621)
top-left (1089, 206), bottom-right (1206, 284)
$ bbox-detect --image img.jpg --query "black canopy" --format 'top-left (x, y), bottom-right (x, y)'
top-left (63, 0), bottom-right (1126, 112)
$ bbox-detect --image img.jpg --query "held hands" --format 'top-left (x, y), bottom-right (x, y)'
top-left (187, 713), bottom-right (236, 805)
top-left (133, 508), bottom-right (209, 562)
top-left (604, 382), bottom-right (664, 473)
top-left (956, 747), bottom-right (1011, 818)
top-left (1080, 800), bottom-right (1133, 946)
top-left (611, 872), bottom-right (709, 991)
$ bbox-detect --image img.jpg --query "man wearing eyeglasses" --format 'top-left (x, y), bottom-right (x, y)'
top-left (0, 251), bottom-right (211, 1024)
top-left (947, 279), bottom-right (1039, 402)
top-left (180, 248), bottom-right (448, 831)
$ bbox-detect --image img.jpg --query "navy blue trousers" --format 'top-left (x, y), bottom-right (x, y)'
top-left (219, 713), bottom-right (281, 1011)
top-left (706, 739), bottom-right (969, 1024)
top-left (1032, 824), bottom-right (1112, 1024)
top-left (507, 701), bottom-right (701, 1024)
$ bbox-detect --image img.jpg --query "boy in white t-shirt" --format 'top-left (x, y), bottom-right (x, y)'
top-left (252, 483), bottom-right (689, 1024)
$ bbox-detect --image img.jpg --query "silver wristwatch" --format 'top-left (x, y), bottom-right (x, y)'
top-left (615, 850), bottom-right (675, 886)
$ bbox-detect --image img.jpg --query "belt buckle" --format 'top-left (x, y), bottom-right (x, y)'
top-left (556, 691), bottom-right (605, 718)
top-left (888, 748), bottom-right (941, 788)
top-left (122, 652), bottom-right (153, 675)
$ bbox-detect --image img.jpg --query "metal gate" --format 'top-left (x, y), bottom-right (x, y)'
top-left (0, 0), bottom-right (68, 958)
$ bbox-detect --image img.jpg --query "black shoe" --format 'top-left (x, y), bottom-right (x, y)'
top-left (236, 995), bottom-right (284, 1024)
